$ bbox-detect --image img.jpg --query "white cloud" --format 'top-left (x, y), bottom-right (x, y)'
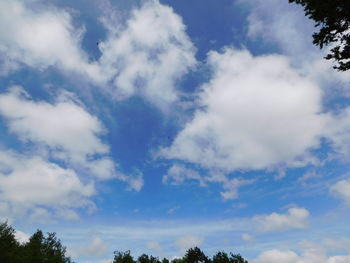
top-left (0, 0), bottom-right (196, 109)
top-left (163, 164), bottom-right (206, 186)
top-left (241, 0), bottom-right (350, 94)
top-left (0, 0), bottom-right (98, 76)
top-left (324, 238), bottom-right (350, 253)
top-left (220, 178), bottom-right (253, 201)
top-left (330, 180), bottom-right (350, 205)
top-left (326, 109), bottom-right (350, 157)
top-left (55, 208), bottom-right (80, 221)
top-left (28, 207), bottom-right (55, 224)
top-left (72, 237), bottom-right (109, 258)
top-left (97, 0), bottom-right (196, 109)
top-left (253, 207), bottom-right (309, 233)
top-left (15, 230), bottom-right (30, 243)
top-left (241, 233), bottom-right (255, 242)
top-left (162, 48), bottom-right (328, 172)
top-left (252, 248), bottom-right (350, 263)
top-left (252, 250), bottom-right (299, 263)
top-left (167, 206), bottom-right (180, 215)
top-left (147, 241), bottom-right (163, 252)
top-left (0, 87), bottom-right (108, 165)
top-left (298, 170), bottom-right (318, 183)
top-left (175, 234), bottom-right (203, 253)
top-left (328, 255), bottom-right (350, 263)
top-left (163, 164), bottom-right (252, 200)
top-left (0, 150), bottom-right (95, 219)
top-left (0, 86), bottom-right (143, 190)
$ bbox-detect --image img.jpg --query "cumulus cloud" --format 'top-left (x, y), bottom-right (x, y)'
top-left (0, 86), bottom-right (143, 189)
top-left (97, 0), bottom-right (196, 109)
top-left (0, 0), bottom-right (98, 76)
top-left (330, 180), bottom-right (350, 206)
top-left (0, 86), bottom-right (144, 219)
top-left (0, 87), bottom-right (108, 165)
top-left (253, 207), bottom-right (309, 233)
top-left (241, 0), bottom-right (350, 92)
top-left (162, 48), bottom-right (328, 172)
top-left (0, 0), bottom-right (196, 109)
top-left (175, 234), bottom-right (203, 253)
top-left (0, 150), bottom-right (95, 220)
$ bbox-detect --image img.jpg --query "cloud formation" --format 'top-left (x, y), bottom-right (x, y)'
top-left (0, 150), bottom-right (95, 220)
top-left (0, 87), bottom-right (117, 179)
top-left (0, 0), bottom-right (97, 76)
top-left (97, 0), bottom-right (196, 108)
top-left (162, 48), bottom-right (328, 172)
top-left (163, 164), bottom-right (205, 186)
top-left (0, 0), bottom-right (196, 109)
top-left (252, 249), bottom-right (350, 263)
top-left (253, 207), bottom-right (309, 233)
top-left (330, 180), bottom-right (350, 206)
top-left (175, 234), bottom-right (204, 253)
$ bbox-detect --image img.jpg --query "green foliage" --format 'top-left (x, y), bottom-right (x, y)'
top-left (113, 250), bottom-right (135, 263)
top-left (138, 254), bottom-right (161, 263)
top-left (0, 222), bottom-right (73, 263)
top-left (184, 247), bottom-right (209, 263)
top-left (0, 221), bottom-right (21, 263)
top-left (230, 254), bottom-right (248, 263)
top-left (212, 251), bottom-right (230, 263)
top-left (21, 230), bottom-right (73, 263)
top-left (289, 0), bottom-right (350, 71)
top-left (212, 252), bottom-right (247, 263)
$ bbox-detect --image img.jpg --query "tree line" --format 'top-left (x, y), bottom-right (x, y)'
top-left (0, 222), bottom-right (248, 263)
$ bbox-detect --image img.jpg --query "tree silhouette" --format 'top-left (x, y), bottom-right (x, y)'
top-left (289, 0), bottom-right (350, 71)
top-left (183, 247), bottom-right (210, 263)
top-left (0, 221), bottom-right (21, 263)
top-left (113, 250), bottom-right (135, 263)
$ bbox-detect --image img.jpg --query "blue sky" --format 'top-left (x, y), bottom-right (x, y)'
top-left (1, 0), bottom-right (350, 262)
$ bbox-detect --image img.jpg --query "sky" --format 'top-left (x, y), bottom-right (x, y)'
top-left (1, 0), bottom-right (350, 262)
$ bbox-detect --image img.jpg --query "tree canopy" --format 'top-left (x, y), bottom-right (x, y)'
top-left (1, 222), bottom-right (248, 263)
top-left (289, 0), bottom-right (350, 71)
top-left (0, 222), bottom-right (73, 263)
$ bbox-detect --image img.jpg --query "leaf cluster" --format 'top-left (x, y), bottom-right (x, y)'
top-left (289, 0), bottom-right (350, 71)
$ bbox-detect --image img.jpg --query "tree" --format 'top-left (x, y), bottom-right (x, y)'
top-left (22, 230), bottom-right (73, 263)
top-left (0, 221), bottom-right (21, 263)
top-left (183, 247), bottom-right (209, 263)
top-left (42, 232), bottom-right (73, 263)
top-left (212, 251), bottom-right (230, 263)
top-left (229, 254), bottom-right (248, 263)
top-left (288, 0), bottom-right (350, 71)
top-left (23, 230), bottom-right (45, 263)
top-left (113, 250), bottom-right (135, 263)
top-left (138, 254), bottom-right (161, 263)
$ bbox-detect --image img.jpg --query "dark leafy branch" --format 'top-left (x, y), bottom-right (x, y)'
top-left (289, 0), bottom-right (350, 71)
